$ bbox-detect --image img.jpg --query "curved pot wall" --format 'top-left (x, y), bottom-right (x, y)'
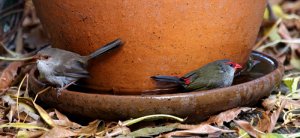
top-left (33, 0), bottom-right (267, 94)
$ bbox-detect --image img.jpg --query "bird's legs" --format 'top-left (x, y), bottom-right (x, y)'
top-left (57, 80), bottom-right (77, 96)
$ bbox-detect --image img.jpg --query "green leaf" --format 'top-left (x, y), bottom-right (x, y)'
top-left (16, 131), bottom-right (28, 138)
top-left (283, 77), bottom-right (300, 93)
top-left (264, 4), bottom-right (300, 20)
top-left (268, 27), bottom-right (281, 42)
top-left (272, 5), bottom-right (286, 19)
top-left (128, 123), bottom-right (179, 137)
top-left (264, 8), bottom-right (269, 20)
top-left (286, 132), bottom-right (300, 138)
top-left (264, 4), bottom-right (290, 20)
top-left (0, 123), bottom-right (49, 131)
top-left (122, 114), bottom-right (184, 126)
top-left (259, 133), bottom-right (287, 138)
top-left (283, 78), bottom-right (294, 93)
top-left (290, 53), bottom-right (300, 71)
top-left (237, 128), bottom-right (250, 138)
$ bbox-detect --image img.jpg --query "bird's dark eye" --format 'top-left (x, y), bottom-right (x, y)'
top-left (225, 62), bottom-right (236, 68)
top-left (41, 55), bottom-right (50, 60)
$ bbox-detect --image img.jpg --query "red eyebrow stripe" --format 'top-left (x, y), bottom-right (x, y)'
top-left (225, 61), bottom-right (234, 65)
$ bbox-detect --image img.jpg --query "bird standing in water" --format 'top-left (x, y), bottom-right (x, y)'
top-left (36, 39), bottom-right (122, 94)
top-left (151, 60), bottom-right (242, 91)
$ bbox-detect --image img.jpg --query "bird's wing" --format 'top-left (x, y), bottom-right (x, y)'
top-left (186, 75), bottom-right (222, 91)
top-left (184, 63), bottom-right (225, 90)
top-left (53, 59), bottom-right (89, 78)
top-left (182, 70), bottom-right (198, 81)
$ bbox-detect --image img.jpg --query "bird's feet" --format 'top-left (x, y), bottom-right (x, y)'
top-left (56, 88), bottom-right (63, 97)
top-left (56, 81), bottom-right (77, 97)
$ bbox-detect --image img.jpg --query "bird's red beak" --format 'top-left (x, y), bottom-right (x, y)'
top-left (234, 63), bottom-right (242, 70)
top-left (226, 61), bottom-right (242, 70)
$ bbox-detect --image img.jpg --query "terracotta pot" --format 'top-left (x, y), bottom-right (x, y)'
top-left (33, 0), bottom-right (267, 94)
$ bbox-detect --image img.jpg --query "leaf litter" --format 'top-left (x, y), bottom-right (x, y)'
top-left (0, 0), bottom-right (300, 137)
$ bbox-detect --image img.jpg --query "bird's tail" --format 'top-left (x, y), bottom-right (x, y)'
top-left (87, 38), bottom-right (123, 60)
top-left (151, 75), bottom-right (184, 85)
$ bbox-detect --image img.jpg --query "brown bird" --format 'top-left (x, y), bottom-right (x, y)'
top-left (36, 39), bottom-right (122, 94)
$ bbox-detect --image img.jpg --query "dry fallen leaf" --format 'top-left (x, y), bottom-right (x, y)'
top-left (278, 23), bottom-right (300, 70)
top-left (16, 97), bottom-right (56, 128)
top-left (53, 109), bottom-right (81, 129)
top-left (0, 62), bottom-right (23, 93)
top-left (0, 122), bottom-right (49, 131)
top-left (256, 111), bottom-right (271, 133)
top-left (104, 126), bottom-right (131, 137)
top-left (204, 107), bottom-right (253, 126)
top-left (262, 95), bottom-right (279, 111)
top-left (161, 124), bottom-right (235, 137)
top-left (127, 123), bottom-right (179, 137)
top-left (234, 120), bottom-right (259, 138)
top-left (282, 0), bottom-right (300, 13)
top-left (17, 130), bottom-right (44, 138)
top-left (40, 126), bottom-right (76, 138)
top-left (74, 120), bottom-right (101, 135)
top-left (262, 94), bottom-right (300, 111)
top-left (32, 101), bottom-right (56, 128)
top-left (1, 1), bottom-right (300, 137)
top-left (268, 100), bottom-right (287, 133)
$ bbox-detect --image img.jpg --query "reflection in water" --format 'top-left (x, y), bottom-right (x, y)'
top-left (233, 71), bottom-right (265, 85)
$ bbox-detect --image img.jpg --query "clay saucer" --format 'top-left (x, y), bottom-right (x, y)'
top-left (29, 51), bottom-right (284, 122)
